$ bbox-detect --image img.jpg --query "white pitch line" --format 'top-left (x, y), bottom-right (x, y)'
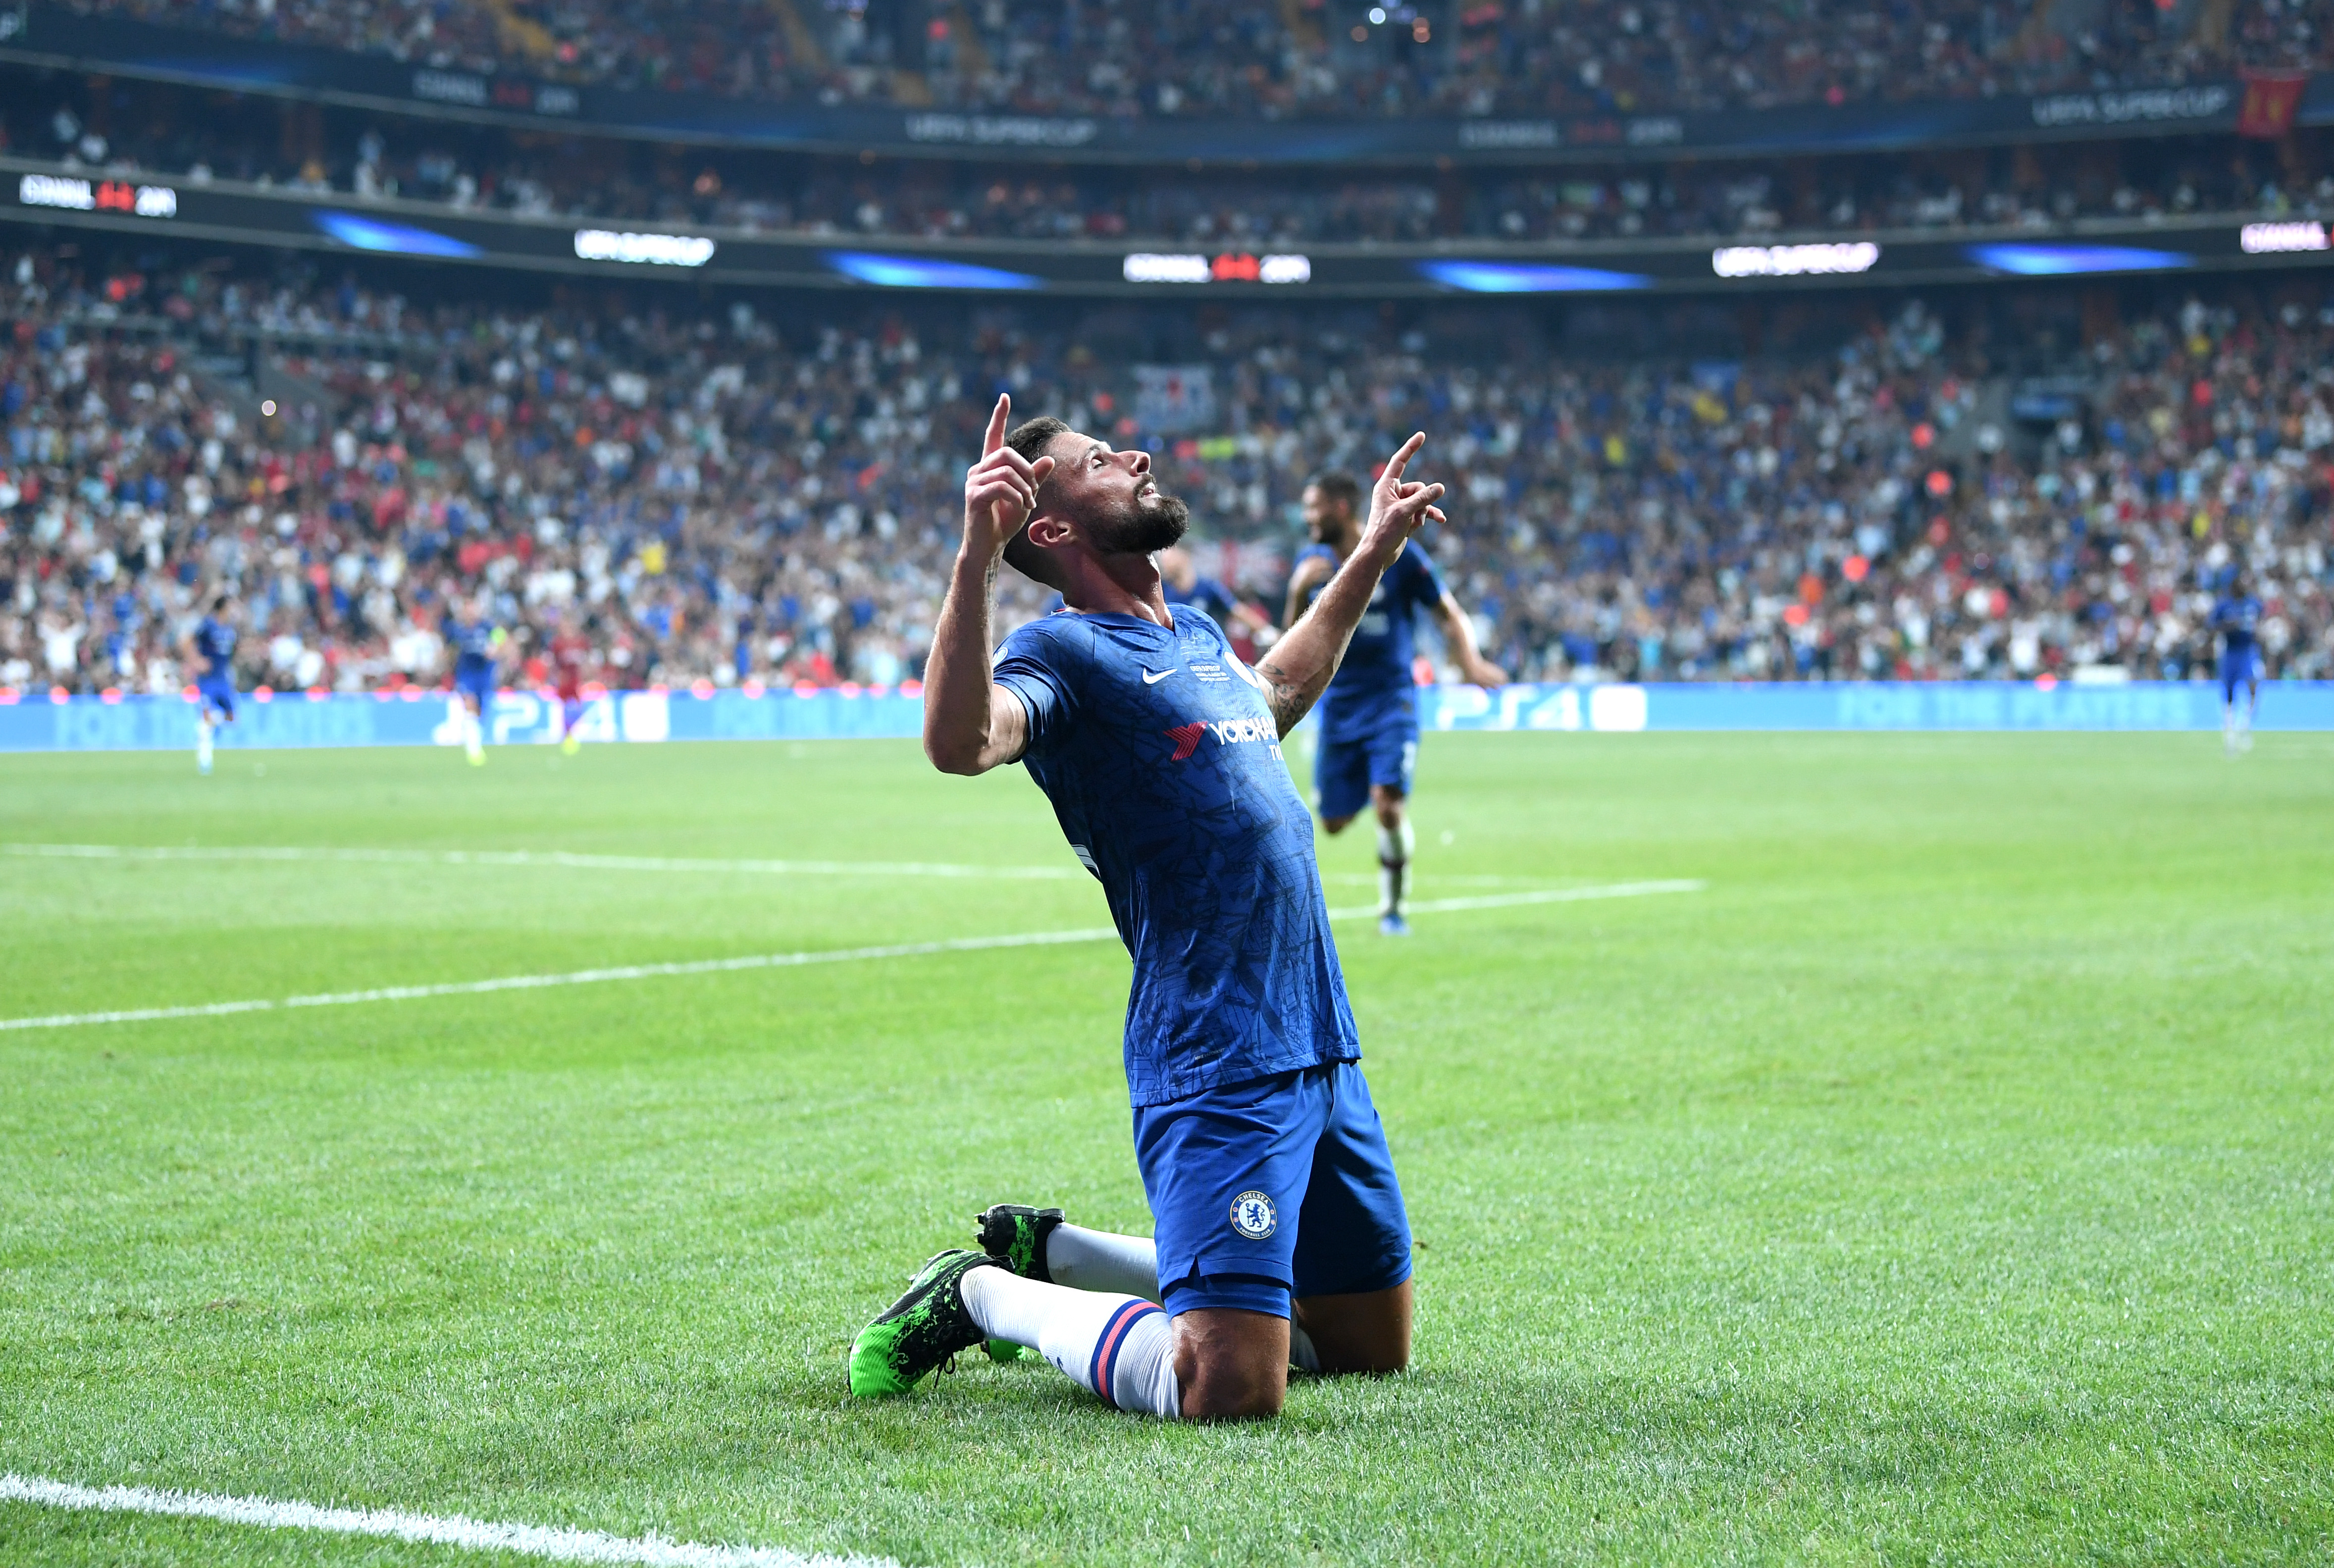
top-left (1, 842), bottom-right (1085, 880)
top-left (0, 926), bottom-right (1120, 1034)
top-left (5, 842), bottom-right (1533, 889)
top-left (1331, 879), bottom-right (1706, 919)
top-left (0, 881), bottom-right (1704, 1035)
top-left (0, 1472), bottom-right (895, 1568)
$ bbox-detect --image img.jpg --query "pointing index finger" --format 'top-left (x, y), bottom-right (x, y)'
top-left (1382, 431), bottom-right (1426, 484)
top-left (984, 394), bottom-right (1011, 458)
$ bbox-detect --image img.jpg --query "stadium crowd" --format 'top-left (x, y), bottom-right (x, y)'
top-left (73, 0), bottom-right (2332, 118)
top-left (2, 243), bottom-right (2330, 698)
top-left (9, 81), bottom-right (2320, 247)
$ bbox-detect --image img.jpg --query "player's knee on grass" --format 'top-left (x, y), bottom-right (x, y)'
top-left (1173, 1308), bottom-right (1289, 1419)
top-left (1320, 814), bottom-right (1359, 835)
top-left (1294, 1280), bottom-right (1413, 1375)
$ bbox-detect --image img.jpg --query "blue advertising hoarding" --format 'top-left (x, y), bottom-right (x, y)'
top-left (1, 681), bottom-right (2328, 754)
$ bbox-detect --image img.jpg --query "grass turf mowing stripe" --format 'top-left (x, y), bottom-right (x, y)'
top-left (0, 1473), bottom-right (897, 1568)
top-left (2, 841), bottom-right (1085, 880)
top-left (0, 880), bottom-right (1705, 1034)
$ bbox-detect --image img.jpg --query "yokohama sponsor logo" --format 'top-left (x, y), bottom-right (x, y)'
top-left (1163, 716), bottom-right (1276, 760)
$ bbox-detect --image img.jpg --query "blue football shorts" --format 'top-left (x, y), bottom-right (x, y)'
top-left (1314, 706), bottom-right (1419, 821)
top-left (454, 663), bottom-right (497, 706)
top-left (2219, 648), bottom-right (2260, 701)
top-left (195, 677), bottom-right (236, 721)
top-left (1132, 1060), bottom-right (1412, 1319)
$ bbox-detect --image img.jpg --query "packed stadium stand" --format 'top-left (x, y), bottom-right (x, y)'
top-left (0, 1), bottom-right (2330, 701)
top-left (66, 0), bottom-right (2334, 115)
top-left (7, 77), bottom-right (2324, 244)
top-left (3, 236), bottom-right (2329, 698)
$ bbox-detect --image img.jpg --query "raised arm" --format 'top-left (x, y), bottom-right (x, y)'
top-left (1280, 554), bottom-right (1331, 639)
top-left (923, 394), bottom-right (1055, 776)
top-left (1253, 433), bottom-right (1444, 738)
top-left (1433, 591), bottom-right (1508, 690)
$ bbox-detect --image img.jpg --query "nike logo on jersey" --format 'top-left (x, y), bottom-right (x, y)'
top-left (1142, 667), bottom-right (1175, 684)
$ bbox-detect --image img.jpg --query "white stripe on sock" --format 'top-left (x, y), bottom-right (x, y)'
top-left (0, 881), bottom-right (1705, 1034)
top-left (0, 1472), bottom-right (898, 1568)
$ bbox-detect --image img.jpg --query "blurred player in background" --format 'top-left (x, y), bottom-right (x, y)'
top-left (1285, 472), bottom-right (1506, 935)
top-left (179, 591), bottom-right (238, 776)
top-left (1161, 543), bottom-right (1276, 650)
top-left (550, 610), bottom-right (593, 755)
top-left (2213, 571), bottom-right (2264, 755)
top-left (445, 593), bottom-right (504, 766)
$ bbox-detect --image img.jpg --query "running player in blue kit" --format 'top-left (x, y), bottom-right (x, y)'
top-left (2211, 571), bottom-right (2264, 755)
top-left (178, 591), bottom-right (239, 776)
top-left (1285, 472), bottom-right (1506, 934)
top-left (847, 396), bottom-right (1446, 1420)
top-left (444, 594), bottom-right (504, 766)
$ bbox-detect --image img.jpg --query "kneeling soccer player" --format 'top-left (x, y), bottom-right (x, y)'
top-left (848, 395), bottom-right (1441, 1419)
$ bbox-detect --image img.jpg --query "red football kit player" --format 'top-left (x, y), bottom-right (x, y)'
top-left (551, 625), bottom-right (593, 752)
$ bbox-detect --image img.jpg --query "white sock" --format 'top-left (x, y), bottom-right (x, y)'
top-left (961, 1268), bottom-right (1181, 1418)
top-left (1376, 820), bottom-right (1415, 915)
top-left (196, 717), bottom-right (213, 771)
top-left (1038, 1225), bottom-right (1321, 1373)
top-left (464, 710), bottom-right (485, 757)
top-left (1045, 1224), bottom-right (1160, 1297)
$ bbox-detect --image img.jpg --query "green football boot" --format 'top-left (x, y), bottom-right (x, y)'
top-left (974, 1203), bottom-right (1064, 1283)
top-left (847, 1249), bottom-right (1002, 1397)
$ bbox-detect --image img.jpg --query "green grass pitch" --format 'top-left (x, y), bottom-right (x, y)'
top-left (0, 731), bottom-right (2329, 1566)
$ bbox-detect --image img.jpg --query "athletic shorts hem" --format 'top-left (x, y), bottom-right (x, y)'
top-left (1161, 1272), bottom-right (1292, 1318)
top-left (1308, 1254), bottom-right (1413, 1301)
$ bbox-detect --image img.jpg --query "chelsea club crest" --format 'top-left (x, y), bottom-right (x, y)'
top-left (1229, 1190), bottom-right (1277, 1240)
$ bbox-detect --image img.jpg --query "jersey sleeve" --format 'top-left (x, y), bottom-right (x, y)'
top-left (1400, 544), bottom-right (1451, 610)
top-left (1290, 545), bottom-right (1336, 615)
top-left (991, 623), bottom-right (1077, 758)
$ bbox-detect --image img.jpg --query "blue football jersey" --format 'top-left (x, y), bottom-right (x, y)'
top-left (447, 614), bottom-right (498, 667)
top-left (1293, 541), bottom-right (1446, 739)
top-left (192, 617), bottom-right (236, 679)
top-left (2212, 594), bottom-right (2262, 654)
top-left (1166, 575), bottom-right (1239, 626)
top-left (993, 606), bottom-right (1360, 1106)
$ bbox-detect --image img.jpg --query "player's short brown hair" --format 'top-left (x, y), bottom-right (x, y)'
top-left (1306, 471), bottom-right (1361, 516)
top-left (1001, 417), bottom-right (1072, 590)
top-left (1006, 416), bottom-right (1069, 468)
